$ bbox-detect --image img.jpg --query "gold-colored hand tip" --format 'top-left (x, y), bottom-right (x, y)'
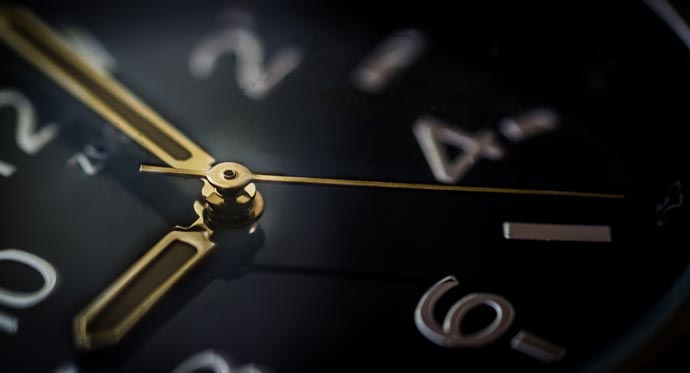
top-left (139, 164), bottom-right (207, 177)
top-left (140, 162), bottom-right (255, 190)
top-left (72, 227), bottom-right (216, 351)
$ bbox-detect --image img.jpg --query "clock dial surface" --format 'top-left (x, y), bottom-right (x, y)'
top-left (1, 0), bottom-right (688, 371)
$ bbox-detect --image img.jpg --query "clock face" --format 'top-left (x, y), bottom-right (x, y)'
top-left (1, 0), bottom-right (689, 371)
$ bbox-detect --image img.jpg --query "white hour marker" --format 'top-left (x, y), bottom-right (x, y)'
top-left (502, 222), bottom-right (612, 242)
top-left (1, 88), bottom-right (60, 178)
top-left (416, 276), bottom-right (567, 363)
top-left (413, 117), bottom-right (504, 184)
top-left (511, 330), bottom-right (566, 363)
top-left (0, 249), bottom-right (58, 335)
top-left (0, 159), bottom-right (16, 178)
top-left (415, 276), bottom-right (515, 348)
top-left (0, 249), bottom-right (58, 308)
top-left (189, 11), bottom-right (302, 101)
top-left (352, 29), bottom-right (425, 93)
top-left (67, 144), bottom-right (108, 176)
top-left (0, 309), bottom-right (18, 335)
top-left (414, 108), bottom-right (559, 184)
top-left (0, 88), bottom-right (59, 156)
top-left (497, 108), bottom-right (558, 143)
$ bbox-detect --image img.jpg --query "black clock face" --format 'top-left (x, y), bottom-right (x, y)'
top-left (1, 0), bottom-right (689, 371)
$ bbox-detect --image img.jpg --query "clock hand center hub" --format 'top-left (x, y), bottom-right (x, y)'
top-left (140, 162), bottom-right (265, 229)
top-left (202, 162), bottom-right (265, 229)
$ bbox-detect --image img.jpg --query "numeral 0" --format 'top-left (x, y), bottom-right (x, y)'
top-left (0, 249), bottom-right (58, 334)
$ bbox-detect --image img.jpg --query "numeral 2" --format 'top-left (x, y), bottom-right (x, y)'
top-left (0, 88), bottom-right (60, 178)
top-left (189, 11), bottom-right (302, 101)
top-left (67, 144), bottom-right (108, 176)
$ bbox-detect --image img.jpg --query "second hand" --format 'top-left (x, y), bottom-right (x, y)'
top-left (139, 164), bottom-right (625, 200)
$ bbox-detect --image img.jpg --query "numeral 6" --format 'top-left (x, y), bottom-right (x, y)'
top-left (415, 275), bottom-right (566, 363)
top-left (414, 275), bottom-right (514, 347)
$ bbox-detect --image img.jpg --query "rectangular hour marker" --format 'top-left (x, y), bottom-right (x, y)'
top-left (503, 222), bottom-right (611, 242)
top-left (0, 160), bottom-right (17, 178)
top-left (351, 29), bottom-right (425, 94)
top-left (0, 310), bottom-right (18, 335)
top-left (511, 330), bottom-right (566, 363)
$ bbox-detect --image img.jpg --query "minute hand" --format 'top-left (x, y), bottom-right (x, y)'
top-left (0, 6), bottom-right (214, 170)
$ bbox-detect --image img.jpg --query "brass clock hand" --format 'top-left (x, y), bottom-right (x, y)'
top-left (0, 6), bottom-right (622, 354)
top-left (0, 6), bottom-right (214, 170)
top-left (74, 202), bottom-right (216, 350)
top-left (140, 163), bottom-right (625, 200)
top-left (122, 159), bottom-right (623, 352)
top-left (0, 6), bottom-right (222, 350)
top-left (73, 163), bottom-right (264, 350)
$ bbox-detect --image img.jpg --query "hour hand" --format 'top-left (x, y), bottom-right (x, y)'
top-left (0, 6), bottom-right (214, 170)
top-left (73, 203), bottom-right (215, 350)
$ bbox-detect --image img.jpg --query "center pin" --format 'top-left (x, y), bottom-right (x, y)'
top-left (140, 162), bottom-right (265, 229)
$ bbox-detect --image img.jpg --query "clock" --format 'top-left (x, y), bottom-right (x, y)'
top-left (1, 0), bottom-right (689, 371)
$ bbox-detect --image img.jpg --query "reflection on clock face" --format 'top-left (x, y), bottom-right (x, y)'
top-left (1, 0), bottom-right (689, 371)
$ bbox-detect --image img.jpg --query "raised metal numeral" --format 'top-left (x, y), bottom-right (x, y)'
top-left (415, 276), bottom-right (566, 363)
top-left (0, 88), bottom-right (60, 178)
top-left (67, 144), bottom-right (108, 176)
top-left (189, 11), bottom-right (302, 100)
top-left (413, 117), bottom-right (504, 184)
top-left (351, 29), bottom-right (425, 93)
top-left (0, 249), bottom-right (58, 334)
top-left (414, 276), bottom-right (514, 347)
top-left (414, 109), bottom-right (558, 184)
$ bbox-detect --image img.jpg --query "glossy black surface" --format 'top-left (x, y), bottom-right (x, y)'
top-left (1, 0), bottom-right (689, 371)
